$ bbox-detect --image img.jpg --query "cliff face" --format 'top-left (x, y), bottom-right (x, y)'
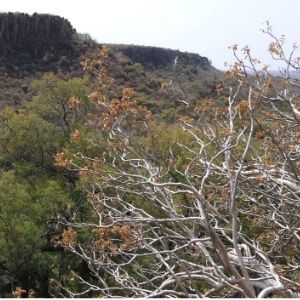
top-left (109, 44), bottom-right (211, 70)
top-left (0, 12), bottom-right (74, 56)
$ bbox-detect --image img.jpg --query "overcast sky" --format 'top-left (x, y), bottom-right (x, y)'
top-left (1, 0), bottom-right (300, 69)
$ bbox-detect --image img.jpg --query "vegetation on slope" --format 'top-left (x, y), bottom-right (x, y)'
top-left (0, 12), bottom-right (298, 299)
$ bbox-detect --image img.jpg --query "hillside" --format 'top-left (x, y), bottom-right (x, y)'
top-left (0, 13), bottom-right (223, 297)
top-left (0, 11), bottom-right (299, 298)
top-left (0, 12), bottom-right (221, 112)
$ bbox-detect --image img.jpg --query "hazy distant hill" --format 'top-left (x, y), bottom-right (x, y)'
top-left (268, 69), bottom-right (300, 79)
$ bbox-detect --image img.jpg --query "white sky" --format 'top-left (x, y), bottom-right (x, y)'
top-left (1, 0), bottom-right (300, 69)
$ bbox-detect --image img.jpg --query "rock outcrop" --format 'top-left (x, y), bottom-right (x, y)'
top-left (109, 44), bottom-right (211, 70)
top-left (0, 12), bottom-right (74, 56)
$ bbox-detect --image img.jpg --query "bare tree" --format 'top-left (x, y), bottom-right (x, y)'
top-left (54, 32), bottom-right (300, 297)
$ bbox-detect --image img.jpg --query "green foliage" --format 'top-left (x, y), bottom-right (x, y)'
top-left (28, 73), bottom-right (91, 132)
top-left (161, 107), bottom-right (177, 123)
top-left (0, 172), bottom-right (44, 295)
top-left (0, 109), bottom-right (56, 169)
top-left (0, 170), bottom-right (78, 296)
top-left (0, 74), bottom-right (93, 296)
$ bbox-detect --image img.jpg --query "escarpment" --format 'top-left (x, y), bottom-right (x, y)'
top-left (0, 12), bottom-right (74, 56)
top-left (108, 44), bottom-right (211, 70)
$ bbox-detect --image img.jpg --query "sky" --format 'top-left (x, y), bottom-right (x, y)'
top-left (1, 0), bottom-right (300, 69)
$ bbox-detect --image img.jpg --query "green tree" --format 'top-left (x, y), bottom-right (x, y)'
top-left (0, 172), bottom-right (46, 296)
top-left (28, 73), bottom-right (91, 135)
top-left (0, 74), bottom-right (92, 296)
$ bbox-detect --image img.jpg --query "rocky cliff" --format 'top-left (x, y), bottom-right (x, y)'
top-left (0, 12), bottom-right (74, 56)
top-left (109, 44), bottom-right (211, 70)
